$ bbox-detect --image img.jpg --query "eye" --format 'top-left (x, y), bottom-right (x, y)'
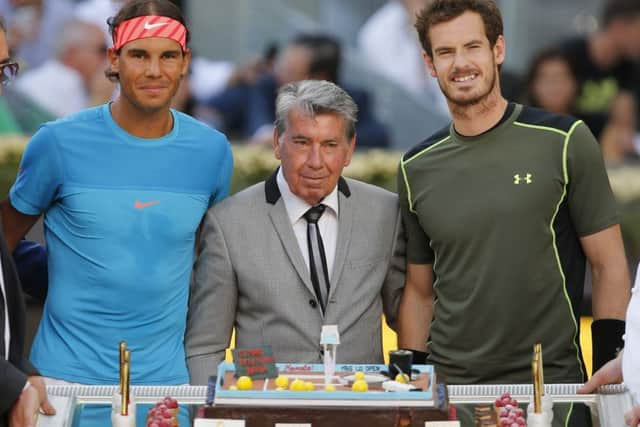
top-left (162, 52), bottom-right (180, 59)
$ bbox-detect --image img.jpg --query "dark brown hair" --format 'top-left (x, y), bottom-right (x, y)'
top-left (105, 0), bottom-right (190, 81)
top-left (415, 0), bottom-right (503, 57)
top-left (602, 0), bottom-right (640, 27)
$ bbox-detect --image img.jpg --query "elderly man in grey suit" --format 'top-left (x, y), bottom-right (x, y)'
top-left (186, 79), bottom-right (405, 384)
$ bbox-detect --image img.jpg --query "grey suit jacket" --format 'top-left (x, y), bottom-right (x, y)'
top-left (186, 172), bottom-right (406, 385)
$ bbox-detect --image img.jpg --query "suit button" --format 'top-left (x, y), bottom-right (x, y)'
top-left (309, 299), bottom-right (317, 308)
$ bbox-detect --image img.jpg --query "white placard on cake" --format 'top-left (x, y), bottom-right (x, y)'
top-left (194, 419), bottom-right (245, 427)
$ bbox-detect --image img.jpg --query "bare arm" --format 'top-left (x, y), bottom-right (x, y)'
top-left (0, 198), bottom-right (40, 252)
top-left (580, 224), bottom-right (630, 320)
top-left (397, 263), bottom-right (434, 352)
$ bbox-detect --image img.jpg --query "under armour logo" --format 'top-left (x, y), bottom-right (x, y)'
top-left (514, 173), bottom-right (533, 184)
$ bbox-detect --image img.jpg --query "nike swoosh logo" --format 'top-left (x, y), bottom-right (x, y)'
top-left (134, 200), bottom-right (160, 209)
top-left (143, 22), bottom-right (169, 30)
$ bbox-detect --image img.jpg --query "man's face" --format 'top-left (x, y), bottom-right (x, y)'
top-left (620, 15), bottom-right (640, 60)
top-left (424, 11), bottom-right (504, 108)
top-left (0, 30), bottom-right (9, 96)
top-left (274, 45), bottom-right (311, 85)
top-left (273, 107), bottom-right (355, 206)
top-left (108, 37), bottom-right (190, 113)
top-left (70, 24), bottom-right (108, 86)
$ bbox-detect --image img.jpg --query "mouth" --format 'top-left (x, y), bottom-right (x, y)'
top-left (451, 72), bottom-right (479, 83)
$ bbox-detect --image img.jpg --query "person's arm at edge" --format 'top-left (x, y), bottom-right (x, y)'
top-left (0, 198), bottom-right (39, 253)
top-left (397, 263), bottom-right (434, 356)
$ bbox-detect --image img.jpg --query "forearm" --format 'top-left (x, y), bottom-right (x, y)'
top-left (397, 286), bottom-right (433, 352)
top-left (591, 260), bottom-right (630, 320)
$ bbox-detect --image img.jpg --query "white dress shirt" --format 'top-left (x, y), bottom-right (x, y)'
top-left (623, 265), bottom-right (640, 402)
top-left (276, 168), bottom-right (338, 280)
top-left (0, 259), bottom-right (9, 360)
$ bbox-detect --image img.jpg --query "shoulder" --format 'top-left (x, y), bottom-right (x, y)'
top-left (174, 110), bottom-right (228, 142)
top-left (30, 105), bottom-right (105, 142)
top-left (402, 123), bottom-right (451, 163)
top-left (345, 178), bottom-right (397, 204)
top-left (210, 182), bottom-right (263, 216)
top-left (515, 105), bottom-right (582, 134)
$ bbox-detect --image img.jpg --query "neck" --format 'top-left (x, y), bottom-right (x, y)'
top-left (110, 98), bottom-right (174, 138)
top-left (588, 31), bottom-right (621, 69)
top-left (450, 89), bottom-right (508, 137)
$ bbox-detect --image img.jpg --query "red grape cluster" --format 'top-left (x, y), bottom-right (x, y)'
top-left (494, 392), bottom-right (526, 426)
top-left (146, 396), bottom-right (179, 427)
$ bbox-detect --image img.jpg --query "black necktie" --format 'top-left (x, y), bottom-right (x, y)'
top-left (0, 283), bottom-right (6, 359)
top-left (304, 204), bottom-right (330, 314)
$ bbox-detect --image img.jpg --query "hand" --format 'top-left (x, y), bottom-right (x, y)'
top-left (577, 352), bottom-right (623, 393)
top-left (9, 384), bottom-right (40, 427)
top-left (26, 376), bottom-right (55, 416)
top-left (626, 405), bottom-right (640, 427)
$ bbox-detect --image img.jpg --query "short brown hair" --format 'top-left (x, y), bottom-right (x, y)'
top-left (415, 0), bottom-right (503, 57)
top-left (105, 0), bottom-right (189, 81)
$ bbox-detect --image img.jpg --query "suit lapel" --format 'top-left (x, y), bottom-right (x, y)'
top-left (265, 171), bottom-right (317, 298)
top-left (329, 184), bottom-right (353, 301)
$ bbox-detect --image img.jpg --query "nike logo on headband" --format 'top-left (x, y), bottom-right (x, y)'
top-left (143, 21), bottom-right (169, 30)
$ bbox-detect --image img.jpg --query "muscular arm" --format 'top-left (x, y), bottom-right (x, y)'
top-left (580, 224), bottom-right (630, 320)
top-left (397, 263), bottom-right (434, 352)
top-left (0, 198), bottom-right (40, 252)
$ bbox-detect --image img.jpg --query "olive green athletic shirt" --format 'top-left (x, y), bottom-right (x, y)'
top-left (399, 103), bottom-right (619, 384)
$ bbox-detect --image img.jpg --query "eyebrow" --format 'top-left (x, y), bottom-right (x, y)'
top-left (126, 48), bottom-right (183, 56)
top-left (0, 57), bottom-right (11, 64)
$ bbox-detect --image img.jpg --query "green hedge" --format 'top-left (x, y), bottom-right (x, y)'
top-left (1, 138), bottom-right (639, 265)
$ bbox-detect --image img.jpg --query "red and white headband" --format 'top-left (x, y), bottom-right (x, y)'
top-left (113, 15), bottom-right (187, 51)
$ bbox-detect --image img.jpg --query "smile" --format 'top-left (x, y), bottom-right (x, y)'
top-left (452, 73), bottom-right (478, 83)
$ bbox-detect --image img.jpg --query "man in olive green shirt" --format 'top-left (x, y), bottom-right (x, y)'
top-left (399, 0), bottom-right (630, 387)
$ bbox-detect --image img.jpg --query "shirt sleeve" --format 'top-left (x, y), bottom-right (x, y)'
top-left (209, 138), bottom-right (234, 207)
top-left (397, 161), bottom-right (434, 264)
top-left (9, 125), bottom-right (64, 215)
top-left (566, 121), bottom-right (619, 237)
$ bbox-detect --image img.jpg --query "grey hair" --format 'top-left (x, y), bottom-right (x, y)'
top-left (274, 79), bottom-right (358, 141)
top-left (55, 20), bottom-right (102, 59)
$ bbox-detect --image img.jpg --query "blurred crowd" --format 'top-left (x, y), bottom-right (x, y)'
top-left (0, 0), bottom-right (639, 161)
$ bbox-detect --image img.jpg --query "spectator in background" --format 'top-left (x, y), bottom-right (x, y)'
top-left (208, 33), bottom-right (390, 149)
top-left (357, 0), bottom-right (449, 116)
top-left (601, 91), bottom-right (640, 167)
top-left (558, 0), bottom-right (640, 122)
top-left (0, 0), bottom-right (73, 69)
top-left (13, 19), bottom-right (113, 117)
top-left (523, 47), bottom-right (607, 139)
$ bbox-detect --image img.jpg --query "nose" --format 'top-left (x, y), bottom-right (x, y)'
top-left (306, 143), bottom-right (323, 169)
top-left (145, 57), bottom-right (162, 77)
top-left (452, 50), bottom-right (471, 69)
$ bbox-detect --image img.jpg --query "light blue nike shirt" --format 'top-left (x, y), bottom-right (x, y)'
top-left (10, 104), bottom-right (233, 384)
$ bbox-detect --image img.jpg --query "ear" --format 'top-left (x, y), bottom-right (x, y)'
top-left (181, 48), bottom-right (192, 77)
top-left (343, 134), bottom-right (356, 167)
top-left (107, 47), bottom-right (120, 74)
top-left (493, 35), bottom-right (506, 67)
top-left (272, 126), bottom-right (282, 160)
top-left (422, 51), bottom-right (437, 78)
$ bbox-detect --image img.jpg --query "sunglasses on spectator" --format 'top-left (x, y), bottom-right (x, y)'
top-left (1, 62), bottom-right (19, 86)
